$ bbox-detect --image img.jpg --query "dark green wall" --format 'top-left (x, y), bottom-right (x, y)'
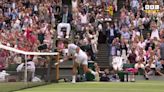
top-left (62, 0), bottom-right (72, 5)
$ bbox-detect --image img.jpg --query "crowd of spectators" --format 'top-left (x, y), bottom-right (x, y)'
top-left (0, 0), bottom-right (164, 81)
top-left (0, 0), bottom-right (60, 71)
top-left (0, 0), bottom-right (117, 73)
top-left (110, 0), bottom-right (164, 80)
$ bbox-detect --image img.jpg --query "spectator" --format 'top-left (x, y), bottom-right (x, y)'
top-left (128, 48), bottom-right (137, 64)
top-left (120, 25), bottom-right (130, 40)
top-left (145, 57), bottom-right (156, 76)
top-left (150, 21), bottom-right (160, 40)
top-left (134, 58), bottom-right (149, 79)
top-left (107, 23), bottom-right (117, 44)
top-left (100, 69), bottom-right (110, 82)
top-left (142, 14), bottom-right (150, 30)
top-left (87, 29), bottom-right (99, 56)
top-left (79, 10), bottom-right (89, 30)
top-left (160, 16), bottom-right (164, 29)
top-left (110, 38), bottom-right (117, 56)
top-left (112, 56), bottom-right (123, 71)
top-left (56, 39), bottom-right (65, 53)
top-left (160, 36), bottom-right (164, 68)
top-left (57, 23), bottom-right (71, 39)
top-left (13, 54), bottom-right (22, 64)
top-left (16, 55), bottom-right (36, 81)
top-left (107, 2), bottom-right (114, 17)
top-left (60, 5), bottom-right (73, 23)
top-left (72, 0), bottom-right (78, 13)
top-left (100, 68), bottom-right (119, 82)
top-left (130, 0), bottom-right (139, 14)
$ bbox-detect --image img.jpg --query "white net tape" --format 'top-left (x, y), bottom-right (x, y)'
top-left (0, 43), bottom-right (59, 82)
top-left (0, 44), bottom-right (58, 55)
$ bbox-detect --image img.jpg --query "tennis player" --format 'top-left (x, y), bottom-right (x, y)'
top-left (60, 41), bottom-right (99, 83)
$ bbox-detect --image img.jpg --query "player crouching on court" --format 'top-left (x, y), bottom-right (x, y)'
top-left (56, 41), bottom-right (99, 83)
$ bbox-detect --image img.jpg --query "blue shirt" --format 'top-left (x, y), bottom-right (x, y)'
top-left (121, 32), bottom-right (130, 40)
top-left (11, 12), bottom-right (18, 20)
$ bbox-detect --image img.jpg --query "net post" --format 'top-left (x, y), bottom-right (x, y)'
top-left (55, 53), bottom-right (60, 82)
top-left (24, 54), bottom-right (27, 83)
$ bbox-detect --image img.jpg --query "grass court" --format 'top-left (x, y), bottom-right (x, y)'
top-left (11, 81), bottom-right (164, 92)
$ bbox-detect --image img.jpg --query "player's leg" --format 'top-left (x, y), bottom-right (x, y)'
top-left (81, 59), bottom-right (99, 81)
top-left (82, 64), bottom-right (98, 75)
top-left (82, 64), bottom-right (89, 74)
top-left (72, 62), bottom-right (79, 83)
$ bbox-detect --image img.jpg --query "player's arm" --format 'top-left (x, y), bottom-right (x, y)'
top-left (55, 52), bottom-right (77, 65)
top-left (63, 48), bottom-right (78, 63)
top-left (55, 55), bottom-right (70, 65)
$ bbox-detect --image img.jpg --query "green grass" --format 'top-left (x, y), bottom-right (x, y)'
top-left (0, 82), bottom-right (46, 92)
top-left (15, 81), bottom-right (164, 92)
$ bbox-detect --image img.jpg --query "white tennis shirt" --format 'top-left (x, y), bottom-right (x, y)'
top-left (68, 43), bottom-right (78, 56)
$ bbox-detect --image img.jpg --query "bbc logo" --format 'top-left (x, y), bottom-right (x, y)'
top-left (145, 5), bottom-right (160, 10)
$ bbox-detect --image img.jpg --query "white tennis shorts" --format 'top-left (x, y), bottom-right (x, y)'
top-left (74, 50), bottom-right (88, 65)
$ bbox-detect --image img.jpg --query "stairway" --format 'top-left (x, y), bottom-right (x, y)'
top-left (95, 0), bottom-right (125, 70)
top-left (95, 44), bottom-right (109, 70)
top-left (113, 0), bottom-right (125, 19)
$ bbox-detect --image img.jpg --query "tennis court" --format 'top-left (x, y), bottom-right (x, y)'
top-left (14, 81), bottom-right (164, 92)
top-left (0, 82), bottom-right (46, 92)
